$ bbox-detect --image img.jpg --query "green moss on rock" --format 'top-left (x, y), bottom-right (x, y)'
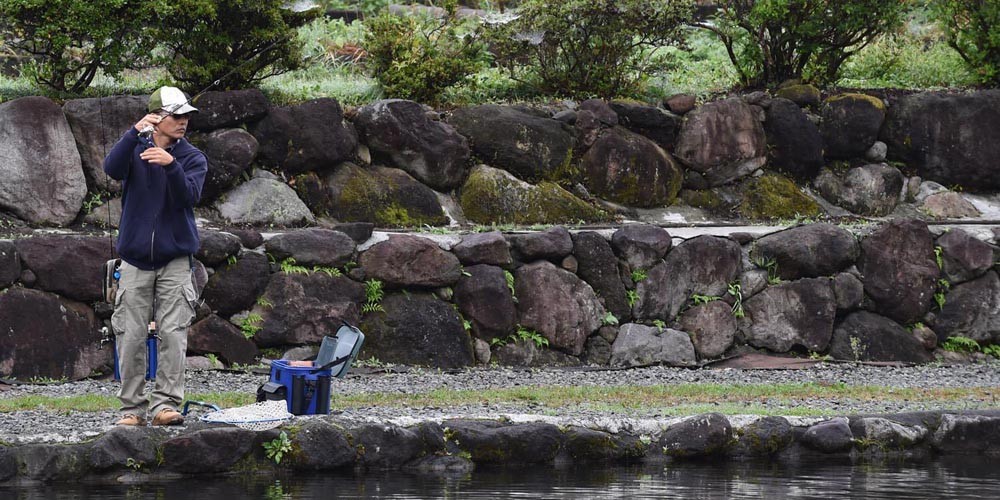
top-left (328, 164), bottom-right (448, 228)
top-left (680, 189), bottom-right (725, 211)
top-left (460, 165), bottom-right (607, 225)
top-left (739, 173), bottom-right (822, 221)
top-left (825, 92), bottom-right (886, 112)
top-left (775, 84), bottom-right (821, 105)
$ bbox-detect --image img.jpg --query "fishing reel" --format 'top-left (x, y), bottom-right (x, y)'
top-left (138, 125), bottom-right (154, 140)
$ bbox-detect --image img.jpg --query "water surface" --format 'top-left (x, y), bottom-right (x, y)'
top-left (3, 456), bottom-right (998, 499)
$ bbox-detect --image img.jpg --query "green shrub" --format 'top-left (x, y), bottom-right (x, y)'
top-left (0, 0), bottom-right (164, 92)
top-left (481, 0), bottom-right (694, 99)
top-left (155, 0), bottom-right (318, 91)
top-left (363, 0), bottom-right (488, 103)
top-left (698, 0), bottom-right (909, 87)
top-left (836, 29), bottom-right (974, 88)
top-left (929, 0), bottom-right (1000, 85)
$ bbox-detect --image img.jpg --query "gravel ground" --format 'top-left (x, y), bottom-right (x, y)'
top-left (1, 362), bottom-right (998, 444)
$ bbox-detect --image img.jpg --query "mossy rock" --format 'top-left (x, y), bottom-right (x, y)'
top-left (824, 92), bottom-right (886, 112)
top-left (738, 173), bottom-right (822, 221)
top-left (296, 163), bottom-right (448, 228)
top-left (680, 189), bottom-right (725, 211)
top-left (459, 165), bottom-right (608, 225)
top-left (775, 84), bottom-right (821, 107)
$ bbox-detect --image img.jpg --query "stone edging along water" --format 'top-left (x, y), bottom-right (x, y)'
top-left (1, 410), bottom-right (998, 484)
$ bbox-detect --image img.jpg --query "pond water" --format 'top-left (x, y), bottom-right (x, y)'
top-left (3, 456), bottom-right (998, 499)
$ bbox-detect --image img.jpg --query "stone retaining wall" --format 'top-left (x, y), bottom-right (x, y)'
top-left (1, 89), bottom-right (999, 229)
top-left (1, 219), bottom-right (999, 380)
top-left (1, 410), bottom-right (998, 484)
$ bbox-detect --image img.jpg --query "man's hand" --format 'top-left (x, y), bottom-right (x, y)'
top-left (134, 113), bottom-right (164, 133)
top-left (140, 147), bottom-right (175, 166)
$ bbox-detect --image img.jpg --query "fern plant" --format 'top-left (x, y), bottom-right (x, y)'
top-left (363, 279), bottom-right (385, 314)
top-left (280, 258), bottom-right (310, 275)
top-left (504, 270), bottom-right (517, 302)
top-left (727, 282), bottom-right (744, 318)
top-left (241, 313), bottom-right (263, 339)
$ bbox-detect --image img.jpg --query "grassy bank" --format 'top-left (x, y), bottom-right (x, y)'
top-left (2, 383), bottom-right (995, 417)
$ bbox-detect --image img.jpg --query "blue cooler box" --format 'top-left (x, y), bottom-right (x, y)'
top-left (256, 323), bottom-right (365, 415)
top-left (265, 360), bottom-right (332, 415)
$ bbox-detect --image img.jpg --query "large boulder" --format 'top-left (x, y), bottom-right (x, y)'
top-left (515, 261), bottom-right (605, 356)
top-left (361, 292), bottom-right (474, 368)
top-left (453, 264), bottom-right (517, 343)
top-left (507, 226), bottom-right (573, 262)
top-left (251, 272), bottom-right (366, 347)
top-left (0, 288), bottom-right (108, 380)
top-left (580, 126), bottom-right (683, 207)
top-left (191, 128), bottom-right (258, 204)
top-left (828, 311), bottom-right (932, 362)
top-left (764, 98), bottom-right (824, 180)
top-left (677, 301), bottom-right (736, 359)
top-left (920, 191), bottom-right (981, 219)
top-left (659, 413), bottom-right (733, 457)
top-left (264, 229), bottom-right (356, 269)
top-left (936, 229), bottom-right (994, 285)
top-left (295, 163), bottom-right (447, 227)
top-left (187, 89), bottom-right (270, 131)
top-left (161, 428), bottom-right (255, 474)
top-left (458, 165), bottom-right (605, 225)
top-left (814, 163), bottom-right (905, 216)
top-left (62, 95), bottom-right (146, 193)
top-left (200, 252), bottom-right (271, 318)
top-left (801, 418), bottom-right (853, 453)
top-left (442, 420), bottom-right (564, 465)
top-left (360, 234), bottom-right (462, 289)
top-left (749, 223), bottom-right (859, 280)
top-left (610, 224), bottom-right (672, 271)
top-left (572, 231), bottom-right (630, 321)
top-left (290, 419), bottom-right (355, 471)
top-left (881, 90), bottom-right (1000, 191)
top-left (733, 416), bottom-right (795, 457)
top-left (635, 236), bottom-right (742, 321)
top-left (87, 426), bottom-right (160, 472)
top-left (934, 271), bottom-right (1000, 345)
top-left (609, 323), bottom-right (697, 367)
top-left (187, 314), bottom-right (259, 365)
top-left (196, 230), bottom-right (243, 267)
top-left (354, 99), bottom-right (470, 191)
top-left (250, 98), bottom-right (358, 175)
top-left (741, 278), bottom-right (837, 353)
top-left (674, 97), bottom-right (768, 186)
top-left (14, 235), bottom-right (113, 303)
top-left (609, 100), bottom-right (682, 151)
top-left (448, 105), bottom-right (575, 182)
top-left (352, 423), bottom-right (431, 468)
top-left (821, 93), bottom-right (886, 159)
top-left (215, 176), bottom-right (315, 227)
top-left (738, 173), bottom-right (822, 220)
top-left (859, 219), bottom-right (939, 324)
top-left (452, 231), bottom-right (512, 267)
top-left (0, 97), bottom-right (87, 225)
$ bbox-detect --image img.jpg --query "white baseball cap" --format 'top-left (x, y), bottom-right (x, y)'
top-left (148, 86), bottom-right (199, 115)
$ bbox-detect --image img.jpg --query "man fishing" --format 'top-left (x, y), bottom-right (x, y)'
top-left (103, 86), bottom-right (207, 426)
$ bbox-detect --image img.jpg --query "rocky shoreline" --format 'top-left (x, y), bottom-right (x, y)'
top-left (1, 362), bottom-right (998, 484)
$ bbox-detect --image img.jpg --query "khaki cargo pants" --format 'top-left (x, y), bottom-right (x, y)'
top-left (111, 256), bottom-right (197, 418)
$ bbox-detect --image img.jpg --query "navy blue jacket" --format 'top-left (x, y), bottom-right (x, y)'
top-left (103, 128), bottom-right (208, 270)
